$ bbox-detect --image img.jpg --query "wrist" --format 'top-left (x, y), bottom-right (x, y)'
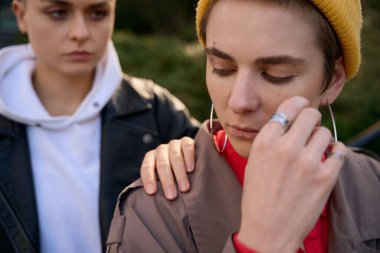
top-left (237, 228), bottom-right (301, 253)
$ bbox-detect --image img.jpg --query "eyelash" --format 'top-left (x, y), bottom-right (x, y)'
top-left (90, 9), bottom-right (109, 20)
top-left (212, 67), bottom-right (236, 77)
top-left (212, 67), bottom-right (294, 84)
top-left (262, 72), bottom-right (294, 84)
top-left (46, 8), bottom-right (109, 21)
top-left (48, 9), bottom-right (67, 20)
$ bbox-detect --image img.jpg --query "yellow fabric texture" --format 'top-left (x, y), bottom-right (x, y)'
top-left (195, 0), bottom-right (362, 80)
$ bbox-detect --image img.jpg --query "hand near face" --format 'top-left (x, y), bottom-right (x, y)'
top-left (140, 137), bottom-right (195, 200)
top-left (238, 96), bottom-right (347, 252)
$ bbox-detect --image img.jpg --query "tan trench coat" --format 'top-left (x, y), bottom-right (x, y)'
top-left (107, 122), bottom-right (380, 253)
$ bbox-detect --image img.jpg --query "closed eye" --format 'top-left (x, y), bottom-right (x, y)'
top-left (262, 72), bottom-right (294, 84)
top-left (212, 67), bottom-right (236, 77)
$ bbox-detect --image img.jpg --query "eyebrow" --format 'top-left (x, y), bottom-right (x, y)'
top-left (205, 47), bottom-right (234, 61)
top-left (40, 0), bottom-right (112, 5)
top-left (255, 55), bottom-right (306, 66)
top-left (205, 47), bottom-right (306, 67)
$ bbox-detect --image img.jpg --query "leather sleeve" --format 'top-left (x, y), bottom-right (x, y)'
top-left (149, 83), bottom-right (200, 142)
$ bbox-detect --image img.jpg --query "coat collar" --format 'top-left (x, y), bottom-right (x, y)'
top-left (103, 75), bottom-right (153, 120)
top-left (182, 121), bottom-right (242, 252)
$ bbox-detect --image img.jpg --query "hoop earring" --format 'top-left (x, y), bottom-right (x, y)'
top-left (327, 102), bottom-right (338, 142)
top-left (209, 104), bottom-right (228, 153)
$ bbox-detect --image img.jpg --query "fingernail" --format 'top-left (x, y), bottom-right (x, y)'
top-left (165, 187), bottom-right (177, 200)
top-left (179, 179), bottom-right (189, 192)
top-left (145, 183), bottom-right (155, 195)
top-left (187, 163), bottom-right (195, 172)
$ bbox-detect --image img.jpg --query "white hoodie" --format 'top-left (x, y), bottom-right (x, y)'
top-left (0, 41), bottom-right (123, 253)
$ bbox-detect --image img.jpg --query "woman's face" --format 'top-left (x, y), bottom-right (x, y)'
top-left (13, 0), bottom-right (115, 78)
top-left (205, 0), bottom-right (338, 157)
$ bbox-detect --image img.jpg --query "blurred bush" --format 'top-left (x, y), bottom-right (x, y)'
top-left (113, 32), bottom-right (209, 120)
top-left (115, 0), bottom-right (198, 41)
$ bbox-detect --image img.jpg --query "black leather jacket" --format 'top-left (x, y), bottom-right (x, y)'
top-left (0, 75), bottom-right (199, 253)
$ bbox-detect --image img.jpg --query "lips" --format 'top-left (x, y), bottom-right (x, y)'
top-left (228, 124), bottom-right (259, 140)
top-left (66, 51), bottom-right (92, 61)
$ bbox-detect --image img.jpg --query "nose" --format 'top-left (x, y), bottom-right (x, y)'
top-left (68, 14), bottom-right (90, 41)
top-left (228, 68), bottom-right (260, 114)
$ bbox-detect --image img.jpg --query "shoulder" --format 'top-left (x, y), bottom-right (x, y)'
top-left (330, 148), bottom-right (380, 249)
top-left (342, 148), bottom-right (380, 181)
top-left (120, 74), bottom-right (175, 101)
top-left (118, 179), bottom-right (189, 222)
top-left (335, 147), bottom-right (380, 206)
top-left (109, 180), bottom-right (198, 252)
top-left (109, 74), bottom-right (189, 114)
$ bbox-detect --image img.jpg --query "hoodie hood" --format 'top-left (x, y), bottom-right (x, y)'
top-left (0, 41), bottom-right (122, 130)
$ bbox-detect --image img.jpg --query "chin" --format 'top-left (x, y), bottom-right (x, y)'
top-left (64, 66), bottom-right (96, 77)
top-left (230, 140), bottom-right (252, 158)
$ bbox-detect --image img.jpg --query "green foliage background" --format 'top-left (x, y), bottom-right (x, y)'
top-left (113, 0), bottom-right (379, 152)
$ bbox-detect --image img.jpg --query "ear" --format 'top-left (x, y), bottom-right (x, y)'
top-left (12, 0), bottom-right (28, 34)
top-left (321, 57), bottom-right (346, 105)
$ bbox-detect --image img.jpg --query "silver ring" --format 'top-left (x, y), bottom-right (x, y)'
top-left (270, 112), bottom-right (289, 128)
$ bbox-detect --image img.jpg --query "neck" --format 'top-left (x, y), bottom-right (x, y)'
top-left (33, 65), bottom-right (95, 116)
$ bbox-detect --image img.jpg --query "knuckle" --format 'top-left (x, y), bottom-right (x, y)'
top-left (169, 139), bottom-right (180, 146)
top-left (281, 96), bottom-right (309, 112)
top-left (169, 149), bottom-right (182, 160)
top-left (318, 126), bottom-right (332, 138)
top-left (182, 138), bottom-right (195, 149)
top-left (277, 142), bottom-right (296, 157)
top-left (302, 107), bottom-right (321, 120)
top-left (140, 173), bottom-right (154, 182)
top-left (143, 150), bottom-right (155, 160)
top-left (315, 169), bottom-right (334, 185)
top-left (140, 162), bottom-right (153, 172)
top-left (156, 161), bottom-right (171, 173)
top-left (157, 144), bottom-right (169, 152)
top-left (299, 153), bottom-right (319, 170)
top-left (252, 137), bottom-right (268, 151)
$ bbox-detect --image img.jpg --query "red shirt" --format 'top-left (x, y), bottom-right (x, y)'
top-left (214, 130), bottom-right (328, 253)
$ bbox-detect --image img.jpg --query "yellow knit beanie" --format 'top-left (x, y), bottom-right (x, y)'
top-left (195, 0), bottom-right (362, 80)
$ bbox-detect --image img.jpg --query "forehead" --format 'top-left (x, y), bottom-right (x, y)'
top-left (206, 0), bottom-right (320, 58)
top-left (27, 0), bottom-right (115, 5)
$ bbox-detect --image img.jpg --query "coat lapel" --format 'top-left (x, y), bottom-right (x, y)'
top-left (183, 122), bottom-right (242, 253)
top-left (0, 117), bottom-right (39, 252)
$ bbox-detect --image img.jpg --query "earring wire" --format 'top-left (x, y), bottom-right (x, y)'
top-left (209, 104), bottom-right (228, 153)
top-left (327, 102), bottom-right (338, 142)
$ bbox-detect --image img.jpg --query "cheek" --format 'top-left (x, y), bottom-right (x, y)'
top-left (91, 19), bottom-right (114, 39)
top-left (206, 72), bottom-right (229, 109)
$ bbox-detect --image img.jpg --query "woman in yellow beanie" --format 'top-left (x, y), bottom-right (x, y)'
top-left (108, 0), bottom-right (380, 252)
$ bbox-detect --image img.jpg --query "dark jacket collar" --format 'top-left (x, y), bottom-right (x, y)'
top-left (103, 75), bottom-right (153, 119)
